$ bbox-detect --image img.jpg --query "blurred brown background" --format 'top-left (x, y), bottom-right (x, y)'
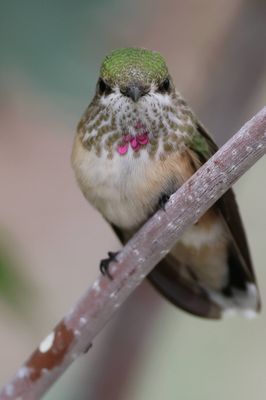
top-left (0, 1), bottom-right (266, 399)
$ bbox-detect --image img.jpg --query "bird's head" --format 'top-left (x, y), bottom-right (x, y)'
top-left (78, 48), bottom-right (191, 159)
top-left (98, 47), bottom-right (173, 102)
top-left (93, 48), bottom-right (178, 138)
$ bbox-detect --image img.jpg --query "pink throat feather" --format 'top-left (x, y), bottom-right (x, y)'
top-left (117, 121), bottom-right (149, 155)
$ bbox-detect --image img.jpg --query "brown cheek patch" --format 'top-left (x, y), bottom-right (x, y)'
top-left (25, 322), bottom-right (75, 382)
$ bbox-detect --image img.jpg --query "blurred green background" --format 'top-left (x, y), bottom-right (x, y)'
top-left (0, 1), bottom-right (265, 399)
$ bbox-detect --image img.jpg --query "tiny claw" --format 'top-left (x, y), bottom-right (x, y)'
top-left (99, 251), bottom-right (119, 280)
top-left (158, 193), bottom-right (170, 211)
top-left (108, 251), bottom-right (119, 260)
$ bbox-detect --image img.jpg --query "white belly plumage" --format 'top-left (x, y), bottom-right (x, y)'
top-left (73, 144), bottom-right (154, 230)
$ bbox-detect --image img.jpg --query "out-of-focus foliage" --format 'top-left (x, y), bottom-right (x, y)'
top-left (0, 234), bottom-right (34, 313)
top-left (0, 0), bottom-right (140, 114)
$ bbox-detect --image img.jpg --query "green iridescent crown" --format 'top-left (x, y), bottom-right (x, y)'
top-left (100, 48), bottom-right (169, 86)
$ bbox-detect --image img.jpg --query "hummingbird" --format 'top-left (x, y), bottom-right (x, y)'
top-left (72, 48), bottom-right (260, 319)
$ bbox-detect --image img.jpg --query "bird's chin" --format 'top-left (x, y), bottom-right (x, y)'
top-left (104, 92), bottom-right (167, 138)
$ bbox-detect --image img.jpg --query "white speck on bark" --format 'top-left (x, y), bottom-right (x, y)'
top-left (79, 317), bottom-right (87, 327)
top-left (92, 279), bottom-right (101, 292)
top-left (41, 369), bottom-right (49, 375)
top-left (17, 367), bottom-right (31, 379)
top-left (39, 332), bottom-right (55, 353)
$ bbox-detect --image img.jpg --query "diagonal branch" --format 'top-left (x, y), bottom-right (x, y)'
top-left (1, 107), bottom-right (266, 400)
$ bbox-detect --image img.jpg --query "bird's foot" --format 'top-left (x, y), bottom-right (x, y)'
top-left (99, 251), bottom-right (119, 280)
top-left (158, 193), bottom-right (170, 211)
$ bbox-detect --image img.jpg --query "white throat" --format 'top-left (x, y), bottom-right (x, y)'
top-left (99, 85), bottom-right (176, 137)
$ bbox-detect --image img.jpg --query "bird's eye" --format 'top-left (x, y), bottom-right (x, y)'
top-left (98, 79), bottom-right (112, 95)
top-left (158, 78), bottom-right (170, 92)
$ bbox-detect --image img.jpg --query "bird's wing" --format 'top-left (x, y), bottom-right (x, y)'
top-left (194, 121), bottom-right (256, 281)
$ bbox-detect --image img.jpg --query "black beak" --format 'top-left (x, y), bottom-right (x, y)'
top-left (120, 85), bottom-right (147, 102)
